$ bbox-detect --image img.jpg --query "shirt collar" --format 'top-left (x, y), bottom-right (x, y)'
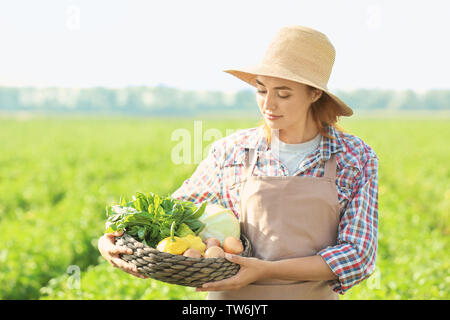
top-left (235, 124), bottom-right (266, 152)
top-left (319, 125), bottom-right (346, 161)
top-left (254, 125), bottom-right (269, 152)
top-left (242, 124), bottom-right (345, 161)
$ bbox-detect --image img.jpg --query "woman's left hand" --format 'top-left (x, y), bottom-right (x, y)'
top-left (196, 253), bottom-right (271, 292)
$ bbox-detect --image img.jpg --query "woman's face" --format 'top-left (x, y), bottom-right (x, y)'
top-left (255, 75), bottom-right (322, 133)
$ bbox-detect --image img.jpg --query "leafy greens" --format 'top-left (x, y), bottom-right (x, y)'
top-left (104, 192), bottom-right (207, 248)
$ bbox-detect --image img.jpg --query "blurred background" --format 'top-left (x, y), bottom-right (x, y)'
top-left (0, 0), bottom-right (448, 299)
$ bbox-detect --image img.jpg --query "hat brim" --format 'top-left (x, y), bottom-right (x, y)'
top-left (223, 65), bottom-right (353, 117)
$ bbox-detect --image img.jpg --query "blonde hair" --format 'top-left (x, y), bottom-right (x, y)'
top-left (262, 85), bottom-right (348, 145)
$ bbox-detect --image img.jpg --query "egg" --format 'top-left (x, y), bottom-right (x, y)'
top-left (223, 236), bottom-right (244, 255)
top-left (204, 246), bottom-right (225, 258)
top-left (183, 248), bottom-right (202, 258)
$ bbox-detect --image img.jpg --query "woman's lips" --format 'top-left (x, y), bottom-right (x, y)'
top-left (265, 113), bottom-right (283, 120)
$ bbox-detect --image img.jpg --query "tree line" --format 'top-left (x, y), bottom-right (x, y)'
top-left (0, 85), bottom-right (448, 115)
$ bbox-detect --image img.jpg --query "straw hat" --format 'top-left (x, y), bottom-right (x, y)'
top-left (223, 25), bottom-right (353, 116)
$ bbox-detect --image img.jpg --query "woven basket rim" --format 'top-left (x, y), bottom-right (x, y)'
top-left (119, 232), bottom-right (251, 261)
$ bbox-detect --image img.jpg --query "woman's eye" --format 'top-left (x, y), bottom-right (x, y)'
top-left (257, 90), bottom-right (290, 99)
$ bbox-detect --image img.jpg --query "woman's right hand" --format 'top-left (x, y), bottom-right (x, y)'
top-left (98, 230), bottom-right (148, 279)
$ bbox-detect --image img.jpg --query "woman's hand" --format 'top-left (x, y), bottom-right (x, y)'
top-left (97, 230), bottom-right (148, 279)
top-left (196, 253), bottom-right (270, 292)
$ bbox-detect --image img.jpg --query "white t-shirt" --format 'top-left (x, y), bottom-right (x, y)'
top-left (270, 132), bottom-right (322, 175)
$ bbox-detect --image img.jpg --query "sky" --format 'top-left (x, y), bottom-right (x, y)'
top-left (0, 0), bottom-right (449, 92)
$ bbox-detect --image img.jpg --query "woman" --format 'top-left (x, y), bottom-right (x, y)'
top-left (98, 25), bottom-right (379, 300)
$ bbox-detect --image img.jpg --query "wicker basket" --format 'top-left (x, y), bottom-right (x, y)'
top-left (116, 233), bottom-right (252, 287)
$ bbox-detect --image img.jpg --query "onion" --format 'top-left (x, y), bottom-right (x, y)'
top-left (204, 237), bottom-right (221, 249)
top-left (183, 248), bottom-right (202, 258)
top-left (223, 236), bottom-right (244, 254)
top-left (204, 246), bottom-right (225, 258)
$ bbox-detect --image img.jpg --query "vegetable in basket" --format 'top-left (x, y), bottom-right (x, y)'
top-left (197, 203), bottom-right (240, 246)
top-left (156, 222), bottom-right (190, 254)
top-left (182, 234), bottom-right (206, 254)
top-left (104, 192), bottom-right (207, 248)
top-left (156, 221), bottom-right (206, 255)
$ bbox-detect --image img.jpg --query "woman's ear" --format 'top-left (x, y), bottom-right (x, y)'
top-left (311, 89), bottom-right (323, 103)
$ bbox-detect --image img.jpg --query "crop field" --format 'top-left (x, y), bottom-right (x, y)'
top-left (0, 115), bottom-right (449, 300)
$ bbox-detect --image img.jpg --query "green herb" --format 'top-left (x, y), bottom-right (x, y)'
top-left (104, 192), bottom-right (207, 248)
top-left (176, 223), bottom-right (196, 237)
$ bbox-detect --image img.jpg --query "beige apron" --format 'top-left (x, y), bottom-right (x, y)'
top-left (207, 147), bottom-right (340, 300)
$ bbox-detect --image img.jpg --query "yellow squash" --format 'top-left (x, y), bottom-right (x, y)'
top-left (156, 236), bottom-right (189, 255)
top-left (183, 234), bottom-right (206, 254)
top-left (156, 222), bottom-right (206, 255)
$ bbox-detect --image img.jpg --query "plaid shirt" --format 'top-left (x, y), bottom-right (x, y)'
top-left (171, 124), bottom-right (379, 295)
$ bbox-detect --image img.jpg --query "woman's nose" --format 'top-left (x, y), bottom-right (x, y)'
top-left (263, 93), bottom-right (277, 111)
top-left (264, 104), bottom-right (277, 112)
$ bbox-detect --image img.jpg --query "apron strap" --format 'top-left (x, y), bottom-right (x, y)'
top-left (243, 148), bottom-right (257, 178)
top-left (323, 153), bottom-right (337, 180)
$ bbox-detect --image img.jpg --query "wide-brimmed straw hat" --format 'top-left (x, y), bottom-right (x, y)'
top-left (223, 25), bottom-right (353, 117)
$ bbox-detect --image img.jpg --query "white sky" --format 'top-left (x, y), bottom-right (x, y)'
top-left (0, 0), bottom-right (449, 92)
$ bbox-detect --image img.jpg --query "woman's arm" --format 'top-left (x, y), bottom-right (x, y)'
top-left (196, 254), bottom-right (336, 292)
top-left (265, 255), bottom-right (338, 281)
top-left (171, 141), bottom-right (223, 205)
top-left (316, 155), bottom-right (379, 294)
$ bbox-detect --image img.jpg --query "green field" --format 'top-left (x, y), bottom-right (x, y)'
top-left (1, 115), bottom-right (449, 300)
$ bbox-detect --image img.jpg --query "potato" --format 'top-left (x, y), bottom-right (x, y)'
top-left (223, 236), bottom-right (244, 255)
top-left (204, 237), bottom-right (221, 249)
top-left (183, 248), bottom-right (202, 258)
top-left (204, 246), bottom-right (225, 258)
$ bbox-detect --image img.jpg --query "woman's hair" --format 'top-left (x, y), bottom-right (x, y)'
top-left (262, 85), bottom-right (347, 145)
